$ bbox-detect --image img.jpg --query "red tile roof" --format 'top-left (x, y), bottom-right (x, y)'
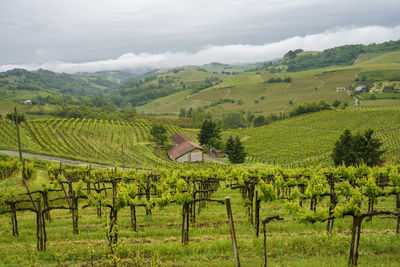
top-left (171, 133), bottom-right (191, 145)
top-left (168, 134), bottom-right (203, 160)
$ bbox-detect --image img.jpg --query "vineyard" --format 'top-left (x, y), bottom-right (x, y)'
top-left (0, 160), bottom-right (399, 266)
top-left (231, 106), bottom-right (400, 166)
top-left (0, 118), bottom-right (198, 169)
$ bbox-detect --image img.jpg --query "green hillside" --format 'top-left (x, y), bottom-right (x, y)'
top-left (226, 106), bottom-right (400, 166)
top-left (0, 118), bottom-right (198, 168)
top-left (137, 49), bottom-right (400, 117)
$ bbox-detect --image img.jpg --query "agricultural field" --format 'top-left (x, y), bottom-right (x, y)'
top-left (226, 106), bottom-right (400, 166)
top-left (0, 162), bottom-right (399, 266)
top-left (137, 50), bottom-right (400, 117)
top-left (0, 118), bottom-right (198, 169)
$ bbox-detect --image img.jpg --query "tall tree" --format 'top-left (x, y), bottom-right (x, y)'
top-left (228, 136), bottom-right (246, 163)
top-left (198, 120), bottom-right (221, 147)
top-left (150, 123), bottom-right (167, 145)
top-left (332, 129), bottom-right (355, 166)
top-left (332, 129), bottom-right (384, 166)
top-left (225, 136), bottom-right (234, 157)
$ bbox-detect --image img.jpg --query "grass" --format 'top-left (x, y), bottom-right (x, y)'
top-left (0, 168), bottom-right (399, 266)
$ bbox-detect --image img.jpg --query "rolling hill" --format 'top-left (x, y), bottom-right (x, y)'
top-left (0, 117), bottom-right (198, 168)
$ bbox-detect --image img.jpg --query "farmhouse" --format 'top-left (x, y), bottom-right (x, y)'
top-left (168, 134), bottom-right (204, 163)
top-left (20, 99), bottom-right (32, 104)
top-left (355, 85), bottom-right (366, 92)
top-left (336, 87), bottom-right (346, 92)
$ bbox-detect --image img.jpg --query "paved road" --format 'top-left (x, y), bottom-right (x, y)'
top-left (204, 155), bottom-right (227, 164)
top-left (0, 150), bottom-right (113, 169)
top-left (0, 150), bottom-right (226, 168)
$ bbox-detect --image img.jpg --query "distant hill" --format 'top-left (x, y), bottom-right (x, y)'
top-left (75, 70), bottom-right (139, 83)
top-left (285, 40), bottom-right (400, 72)
top-left (0, 68), bottom-right (117, 96)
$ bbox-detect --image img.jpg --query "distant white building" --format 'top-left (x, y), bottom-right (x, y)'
top-left (355, 85), bottom-right (366, 92)
top-left (20, 99), bottom-right (32, 104)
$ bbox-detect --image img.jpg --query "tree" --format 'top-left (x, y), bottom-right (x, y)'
top-left (332, 100), bottom-right (341, 108)
top-left (198, 120), bottom-right (221, 147)
top-left (222, 112), bottom-right (245, 129)
top-left (6, 112), bottom-right (26, 124)
top-left (253, 115), bottom-right (266, 127)
top-left (179, 108), bottom-right (186, 118)
top-left (209, 137), bottom-right (225, 151)
top-left (225, 136), bottom-right (234, 156)
top-left (332, 129), bottom-right (384, 166)
top-left (150, 123), bottom-right (167, 145)
top-left (228, 136), bottom-right (246, 163)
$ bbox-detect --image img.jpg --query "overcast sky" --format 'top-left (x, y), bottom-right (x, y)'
top-left (1, 0), bottom-right (400, 73)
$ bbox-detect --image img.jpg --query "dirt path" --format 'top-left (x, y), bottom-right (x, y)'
top-left (313, 75), bottom-right (326, 89)
top-left (353, 54), bottom-right (362, 65)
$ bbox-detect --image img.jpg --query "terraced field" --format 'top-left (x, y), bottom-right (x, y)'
top-left (0, 118), bottom-right (198, 168)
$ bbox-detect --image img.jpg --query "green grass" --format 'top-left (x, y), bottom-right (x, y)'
top-left (0, 169), bottom-right (399, 266)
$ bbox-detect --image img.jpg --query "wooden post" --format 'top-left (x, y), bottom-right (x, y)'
top-left (254, 191), bottom-right (261, 237)
top-left (72, 191), bottom-right (79, 234)
top-left (396, 195), bottom-right (399, 234)
top-left (14, 107), bottom-right (25, 173)
top-left (11, 202), bottom-right (19, 236)
top-left (145, 177), bottom-right (152, 216)
top-left (36, 197), bottom-right (45, 251)
top-left (191, 189), bottom-right (196, 223)
top-left (130, 205), bottom-right (137, 231)
top-left (43, 191), bottom-right (51, 221)
top-left (111, 180), bottom-right (118, 244)
top-left (225, 197), bottom-right (240, 267)
top-left (182, 202), bottom-right (190, 244)
top-left (263, 223), bottom-right (267, 267)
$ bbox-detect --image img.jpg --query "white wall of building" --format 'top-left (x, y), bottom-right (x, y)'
top-left (190, 151), bottom-right (203, 162)
top-left (175, 150), bottom-right (203, 162)
top-left (176, 153), bottom-right (189, 163)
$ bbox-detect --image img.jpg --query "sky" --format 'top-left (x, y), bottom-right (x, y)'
top-left (0, 0), bottom-right (400, 73)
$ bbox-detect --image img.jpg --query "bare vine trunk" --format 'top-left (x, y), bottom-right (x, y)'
top-left (348, 216), bottom-right (362, 266)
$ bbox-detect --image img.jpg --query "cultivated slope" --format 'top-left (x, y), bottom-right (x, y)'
top-left (0, 118), bottom-right (198, 168)
top-left (227, 106), bottom-right (400, 166)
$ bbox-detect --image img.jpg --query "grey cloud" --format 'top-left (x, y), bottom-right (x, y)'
top-left (0, 0), bottom-right (399, 65)
top-left (1, 25), bottom-right (399, 73)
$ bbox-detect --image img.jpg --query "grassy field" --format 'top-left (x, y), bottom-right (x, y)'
top-left (137, 50), bottom-right (400, 116)
top-left (225, 106), bottom-right (400, 166)
top-left (0, 118), bottom-right (198, 169)
top-left (0, 167), bottom-right (399, 266)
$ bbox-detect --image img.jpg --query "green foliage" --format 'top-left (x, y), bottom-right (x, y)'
top-left (289, 100), bottom-right (331, 116)
top-left (0, 159), bottom-right (18, 179)
top-left (150, 123), bottom-right (168, 145)
top-left (6, 112), bottom-right (26, 123)
top-left (258, 180), bottom-right (277, 202)
top-left (253, 115), bottom-right (266, 127)
top-left (227, 136), bottom-right (246, 163)
top-left (332, 129), bottom-right (385, 166)
top-left (222, 111), bottom-right (245, 129)
top-left (286, 40), bottom-right (400, 72)
top-left (198, 120), bottom-right (221, 146)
